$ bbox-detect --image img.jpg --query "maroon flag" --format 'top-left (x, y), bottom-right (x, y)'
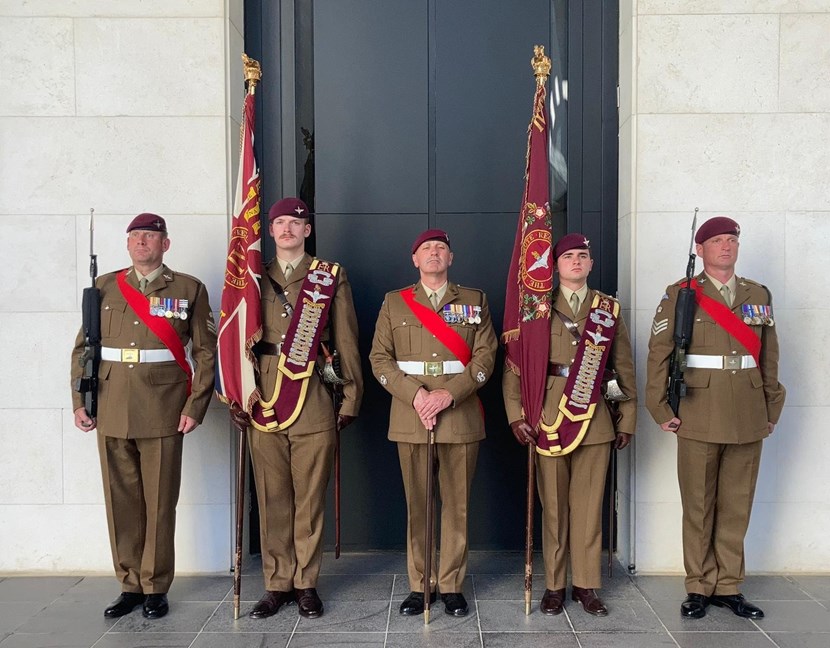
top-left (503, 50), bottom-right (554, 431)
top-left (216, 89), bottom-right (263, 411)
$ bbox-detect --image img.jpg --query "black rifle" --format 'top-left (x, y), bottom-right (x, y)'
top-left (667, 208), bottom-right (699, 416)
top-left (74, 209), bottom-right (102, 417)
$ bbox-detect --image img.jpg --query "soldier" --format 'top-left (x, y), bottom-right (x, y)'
top-left (238, 197), bottom-right (363, 620)
top-left (646, 216), bottom-right (785, 619)
top-left (71, 213), bottom-right (217, 619)
top-left (503, 233), bottom-right (637, 617)
top-left (370, 229), bottom-right (497, 617)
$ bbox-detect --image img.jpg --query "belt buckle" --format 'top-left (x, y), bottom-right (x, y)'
top-left (724, 356), bottom-right (740, 370)
top-left (424, 361), bottom-right (443, 376)
top-left (121, 348), bottom-right (139, 363)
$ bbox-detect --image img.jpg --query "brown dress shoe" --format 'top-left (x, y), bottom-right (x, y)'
top-left (571, 586), bottom-right (608, 616)
top-left (249, 590), bottom-right (295, 619)
top-left (296, 587), bottom-right (324, 619)
top-left (540, 588), bottom-right (566, 615)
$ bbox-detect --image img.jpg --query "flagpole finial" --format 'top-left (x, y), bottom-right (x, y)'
top-left (531, 45), bottom-right (551, 86)
top-left (242, 54), bottom-right (262, 94)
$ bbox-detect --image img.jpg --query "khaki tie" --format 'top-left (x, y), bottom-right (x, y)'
top-left (284, 262), bottom-right (293, 280)
top-left (720, 285), bottom-right (732, 307)
top-left (570, 292), bottom-right (580, 316)
top-left (139, 278), bottom-right (148, 294)
top-left (430, 292), bottom-right (440, 311)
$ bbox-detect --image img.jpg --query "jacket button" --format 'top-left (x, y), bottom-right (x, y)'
top-left (731, 370), bottom-right (736, 375)
top-left (128, 364), bottom-right (134, 369)
top-left (134, 321), bottom-right (139, 325)
top-left (432, 353), bottom-right (437, 357)
top-left (572, 340), bottom-right (577, 346)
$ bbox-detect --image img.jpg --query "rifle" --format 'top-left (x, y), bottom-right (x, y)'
top-left (667, 208), bottom-right (699, 416)
top-left (73, 208), bottom-right (102, 417)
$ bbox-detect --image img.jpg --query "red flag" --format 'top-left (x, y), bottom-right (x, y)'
top-left (216, 90), bottom-right (263, 411)
top-left (503, 59), bottom-right (554, 431)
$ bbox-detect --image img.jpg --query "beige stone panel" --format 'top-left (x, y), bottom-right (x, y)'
top-left (0, 0), bottom-right (224, 18)
top-left (634, 413), bottom-right (682, 504)
top-left (228, 23), bottom-right (246, 124)
top-left (1, 215), bottom-right (77, 312)
top-left (784, 212), bottom-right (828, 308)
top-left (0, 17), bottom-right (74, 116)
top-left (619, 17), bottom-right (635, 126)
top-left (617, 213), bottom-right (634, 308)
top-left (618, 119), bottom-right (635, 220)
top-left (640, 0), bottom-right (830, 13)
top-left (73, 211), bottom-right (138, 302)
top-left (0, 312), bottom-right (78, 409)
top-left (75, 18), bottom-right (224, 117)
top-left (767, 408), bottom-right (829, 504)
top-left (0, 117), bottom-right (226, 215)
top-left (229, 0), bottom-right (244, 36)
top-left (774, 309), bottom-right (827, 408)
top-left (175, 504), bottom-right (231, 572)
top-left (634, 211), bottom-right (697, 311)
top-left (179, 409), bottom-right (231, 506)
top-left (634, 501), bottom-right (683, 573)
top-left (638, 14), bottom-right (778, 113)
top-left (0, 504), bottom-right (111, 572)
top-left (637, 114), bottom-right (830, 213)
top-left (620, 0), bottom-right (636, 36)
top-left (62, 407), bottom-right (103, 505)
top-left (0, 409), bottom-right (63, 504)
top-left (780, 14), bottom-right (830, 112)
top-left (160, 213), bottom-right (229, 299)
top-left (746, 502), bottom-right (830, 572)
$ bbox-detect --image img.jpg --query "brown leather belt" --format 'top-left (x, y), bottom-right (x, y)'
top-left (255, 341), bottom-right (282, 356)
top-left (548, 362), bottom-right (570, 377)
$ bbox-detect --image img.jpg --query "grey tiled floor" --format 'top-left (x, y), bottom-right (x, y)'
top-left (1, 552), bottom-right (828, 647)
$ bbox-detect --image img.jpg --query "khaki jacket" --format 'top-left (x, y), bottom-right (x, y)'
top-left (646, 272), bottom-right (786, 444)
top-left (257, 254), bottom-right (363, 433)
top-left (370, 282), bottom-right (498, 443)
top-left (70, 265), bottom-right (217, 438)
top-left (503, 288), bottom-right (637, 444)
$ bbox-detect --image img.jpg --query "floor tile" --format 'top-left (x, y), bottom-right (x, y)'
top-left (632, 574), bottom-right (687, 602)
top-left (767, 633), bottom-right (830, 648)
top-left (566, 598), bottom-right (665, 633)
top-left (13, 601), bottom-right (116, 634)
top-left (388, 600), bottom-right (479, 633)
top-left (0, 632), bottom-right (106, 648)
top-left (315, 574), bottom-right (395, 601)
top-left (385, 633), bottom-right (483, 648)
top-left (200, 601), bottom-right (298, 633)
top-left (294, 599), bottom-right (389, 633)
top-left (190, 634), bottom-right (291, 648)
top-left (109, 601), bottom-right (218, 633)
top-left (91, 633), bottom-right (197, 647)
top-left (476, 599), bottom-right (572, 633)
top-left (482, 632), bottom-right (579, 647)
top-left (0, 603), bottom-right (46, 634)
top-left (289, 632), bottom-right (386, 647)
top-left (753, 600), bottom-right (830, 632)
top-left (0, 579), bottom-right (83, 604)
top-left (168, 575), bottom-right (232, 602)
top-left (741, 575), bottom-right (811, 601)
top-left (672, 631), bottom-right (777, 647)
top-left (473, 574), bottom-right (545, 601)
top-left (467, 552), bottom-right (534, 575)
top-left (649, 597), bottom-right (758, 632)
top-left (791, 575), bottom-right (830, 601)
top-left (56, 578), bottom-right (114, 603)
top-left (320, 552), bottom-right (407, 575)
top-left (577, 633), bottom-right (679, 648)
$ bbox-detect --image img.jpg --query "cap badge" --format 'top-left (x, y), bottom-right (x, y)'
top-left (294, 206), bottom-right (305, 215)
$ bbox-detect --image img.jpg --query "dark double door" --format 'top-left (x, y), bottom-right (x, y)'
top-left (245, 0), bottom-right (619, 551)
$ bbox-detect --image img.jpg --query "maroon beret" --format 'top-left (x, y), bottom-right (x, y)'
top-left (553, 233), bottom-right (590, 260)
top-left (411, 229), bottom-right (451, 254)
top-left (126, 213), bottom-right (167, 233)
top-left (694, 216), bottom-right (740, 244)
top-left (268, 197), bottom-right (310, 221)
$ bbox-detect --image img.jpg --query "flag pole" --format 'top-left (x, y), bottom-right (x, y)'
top-left (231, 53), bottom-right (262, 621)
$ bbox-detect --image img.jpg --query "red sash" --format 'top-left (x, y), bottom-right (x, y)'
top-left (116, 269), bottom-right (192, 395)
top-left (690, 279), bottom-right (761, 365)
top-left (538, 294), bottom-right (620, 456)
top-left (400, 288), bottom-right (472, 365)
top-left (252, 260), bottom-right (339, 432)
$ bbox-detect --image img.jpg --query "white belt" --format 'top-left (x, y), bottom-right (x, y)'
top-left (685, 354), bottom-right (757, 370)
top-left (397, 360), bottom-right (465, 376)
top-left (101, 347), bottom-right (175, 363)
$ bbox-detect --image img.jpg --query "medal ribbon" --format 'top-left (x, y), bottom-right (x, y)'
top-left (116, 270), bottom-right (192, 395)
top-left (690, 279), bottom-right (761, 365)
top-left (400, 287), bottom-right (472, 366)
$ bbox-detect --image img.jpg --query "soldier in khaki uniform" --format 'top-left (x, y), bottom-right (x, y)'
top-left (71, 213), bottom-right (217, 620)
top-left (239, 197), bottom-right (363, 620)
top-left (370, 229), bottom-right (497, 618)
top-left (646, 216), bottom-right (785, 620)
top-left (504, 233), bottom-right (637, 617)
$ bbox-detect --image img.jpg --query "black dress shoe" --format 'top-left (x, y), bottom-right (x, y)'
top-left (296, 588), bottom-right (324, 619)
top-left (399, 591), bottom-right (436, 616)
top-left (540, 588), bottom-right (566, 615)
top-left (142, 593), bottom-right (169, 619)
top-left (441, 592), bottom-right (469, 616)
top-left (680, 593), bottom-right (710, 619)
top-left (250, 590), bottom-right (296, 619)
top-left (571, 586), bottom-right (608, 617)
top-left (710, 594), bottom-right (764, 619)
top-left (104, 592), bottom-right (145, 618)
